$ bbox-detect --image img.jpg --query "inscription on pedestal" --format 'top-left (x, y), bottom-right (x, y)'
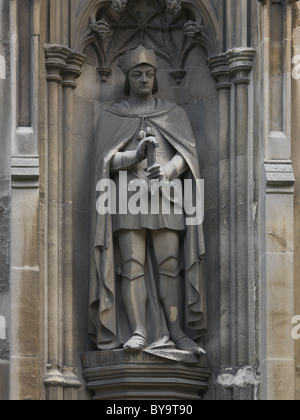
top-left (83, 350), bottom-right (210, 400)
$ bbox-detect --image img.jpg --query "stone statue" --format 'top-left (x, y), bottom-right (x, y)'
top-left (89, 46), bottom-right (206, 360)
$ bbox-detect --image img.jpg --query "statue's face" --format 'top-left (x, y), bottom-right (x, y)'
top-left (128, 64), bottom-right (155, 97)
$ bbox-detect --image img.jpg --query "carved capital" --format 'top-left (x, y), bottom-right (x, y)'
top-left (45, 45), bottom-right (86, 87)
top-left (207, 54), bottom-right (232, 91)
top-left (226, 48), bottom-right (255, 86)
top-left (45, 45), bottom-right (70, 83)
top-left (63, 52), bottom-right (86, 89)
top-left (208, 49), bottom-right (255, 90)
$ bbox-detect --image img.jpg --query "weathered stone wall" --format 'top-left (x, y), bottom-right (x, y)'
top-left (0, 0), bottom-right (299, 400)
top-left (292, 1), bottom-right (300, 401)
top-left (74, 36), bottom-right (218, 400)
top-left (0, 0), bottom-right (10, 401)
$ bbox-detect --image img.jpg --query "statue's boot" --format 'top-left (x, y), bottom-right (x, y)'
top-left (124, 333), bottom-right (148, 351)
top-left (158, 263), bottom-right (206, 357)
top-left (175, 336), bottom-right (206, 356)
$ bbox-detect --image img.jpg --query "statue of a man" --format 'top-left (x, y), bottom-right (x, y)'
top-left (89, 46), bottom-right (206, 357)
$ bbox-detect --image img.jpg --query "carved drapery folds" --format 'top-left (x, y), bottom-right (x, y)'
top-left (84, 0), bottom-right (210, 84)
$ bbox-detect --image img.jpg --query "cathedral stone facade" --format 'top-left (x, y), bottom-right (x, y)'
top-left (0, 0), bottom-right (300, 400)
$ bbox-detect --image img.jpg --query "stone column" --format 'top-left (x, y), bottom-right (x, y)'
top-left (258, 0), bottom-right (296, 400)
top-left (208, 54), bottom-right (232, 367)
top-left (227, 48), bottom-right (255, 370)
top-left (209, 48), bottom-right (256, 399)
top-left (44, 45), bottom-right (85, 400)
top-left (61, 52), bottom-right (85, 400)
top-left (208, 54), bottom-right (234, 399)
top-left (291, 0), bottom-right (300, 400)
top-left (44, 45), bottom-right (70, 400)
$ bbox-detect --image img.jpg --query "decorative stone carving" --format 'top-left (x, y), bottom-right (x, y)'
top-left (86, 0), bottom-right (209, 84)
top-left (83, 350), bottom-right (209, 400)
top-left (110, 0), bottom-right (182, 15)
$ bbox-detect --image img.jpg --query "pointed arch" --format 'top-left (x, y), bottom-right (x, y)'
top-left (72, 0), bottom-right (221, 56)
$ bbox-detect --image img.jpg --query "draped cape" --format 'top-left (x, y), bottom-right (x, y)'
top-left (89, 99), bottom-right (206, 350)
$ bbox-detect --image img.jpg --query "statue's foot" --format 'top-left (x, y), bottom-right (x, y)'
top-left (175, 336), bottom-right (206, 356)
top-left (124, 334), bottom-right (148, 351)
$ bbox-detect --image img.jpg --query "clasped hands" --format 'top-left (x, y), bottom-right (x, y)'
top-left (136, 128), bottom-right (167, 181)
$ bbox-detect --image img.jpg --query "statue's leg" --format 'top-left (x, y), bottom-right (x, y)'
top-left (118, 229), bottom-right (148, 350)
top-left (152, 229), bottom-right (205, 355)
top-left (151, 229), bottom-right (185, 343)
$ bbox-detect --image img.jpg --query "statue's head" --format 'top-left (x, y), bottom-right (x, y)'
top-left (119, 46), bottom-right (158, 96)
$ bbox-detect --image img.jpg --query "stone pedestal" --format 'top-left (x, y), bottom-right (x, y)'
top-left (83, 350), bottom-right (210, 400)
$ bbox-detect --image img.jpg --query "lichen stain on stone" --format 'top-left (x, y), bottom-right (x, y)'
top-left (169, 306), bottom-right (178, 324)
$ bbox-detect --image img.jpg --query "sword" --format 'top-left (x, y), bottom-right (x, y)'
top-left (138, 127), bottom-right (159, 171)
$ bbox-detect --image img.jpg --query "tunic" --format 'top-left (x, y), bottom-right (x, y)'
top-left (111, 120), bottom-right (186, 232)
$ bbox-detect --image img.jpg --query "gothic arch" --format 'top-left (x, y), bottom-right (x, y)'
top-left (73, 0), bottom-right (220, 57)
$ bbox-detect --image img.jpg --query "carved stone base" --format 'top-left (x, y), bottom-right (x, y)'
top-left (82, 350), bottom-right (210, 400)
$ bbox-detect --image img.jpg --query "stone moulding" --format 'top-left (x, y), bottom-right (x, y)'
top-left (264, 160), bottom-right (295, 193)
top-left (83, 350), bottom-right (210, 400)
top-left (11, 155), bottom-right (40, 189)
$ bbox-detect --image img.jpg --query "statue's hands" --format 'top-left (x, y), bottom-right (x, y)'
top-left (136, 130), bottom-right (157, 162)
top-left (111, 0), bottom-right (127, 14)
top-left (147, 164), bottom-right (167, 180)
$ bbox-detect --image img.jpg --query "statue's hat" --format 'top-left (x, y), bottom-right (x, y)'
top-left (119, 46), bottom-right (158, 75)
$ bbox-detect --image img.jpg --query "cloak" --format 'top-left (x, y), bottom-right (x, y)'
top-left (89, 99), bottom-right (206, 350)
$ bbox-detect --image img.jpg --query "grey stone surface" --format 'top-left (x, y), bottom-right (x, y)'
top-left (0, 0), bottom-right (10, 402)
top-left (83, 350), bottom-right (210, 400)
top-left (0, 0), bottom-right (300, 401)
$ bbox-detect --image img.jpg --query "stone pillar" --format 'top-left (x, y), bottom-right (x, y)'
top-left (226, 0), bottom-right (250, 49)
top-left (291, 0), bottom-right (300, 400)
top-left (9, 0), bottom-right (42, 400)
top-left (211, 57), bottom-right (232, 368)
top-left (258, 0), bottom-right (296, 400)
top-left (227, 48), bottom-right (255, 369)
top-left (44, 45), bottom-right (85, 400)
top-left (208, 55), bottom-right (233, 393)
top-left (61, 52), bottom-right (86, 400)
top-left (208, 48), bottom-right (256, 399)
top-left (44, 45), bottom-right (70, 400)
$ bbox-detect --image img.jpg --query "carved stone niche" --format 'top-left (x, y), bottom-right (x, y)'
top-left (81, 0), bottom-right (212, 400)
top-left (84, 0), bottom-right (210, 84)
